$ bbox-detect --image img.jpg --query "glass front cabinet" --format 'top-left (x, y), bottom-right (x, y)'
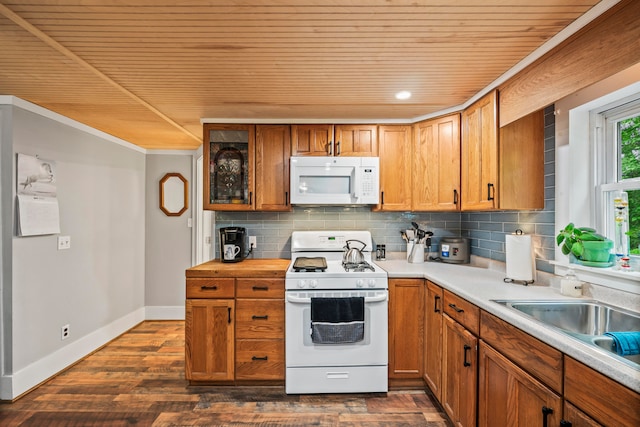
top-left (203, 124), bottom-right (255, 210)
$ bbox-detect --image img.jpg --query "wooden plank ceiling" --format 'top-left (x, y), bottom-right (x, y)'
top-left (0, 0), bottom-right (602, 150)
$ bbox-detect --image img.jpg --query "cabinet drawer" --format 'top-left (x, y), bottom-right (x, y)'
top-left (480, 311), bottom-right (563, 394)
top-left (236, 279), bottom-right (284, 299)
top-left (565, 356), bottom-right (640, 427)
top-left (443, 290), bottom-right (479, 335)
top-left (186, 278), bottom-right (235, 298)
top-left (235, 339), bottom-right (285, 380)
top-left (236, 299), bottom-right (284, 339)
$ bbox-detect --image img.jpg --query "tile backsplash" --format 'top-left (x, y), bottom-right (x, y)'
top-left (215, 105), bottom-right (556, 273)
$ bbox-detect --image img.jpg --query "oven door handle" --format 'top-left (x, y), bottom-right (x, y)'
top-left (285, 293), bottom-right (388, 304)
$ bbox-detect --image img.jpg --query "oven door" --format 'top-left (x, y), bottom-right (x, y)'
top-left (285, 289), bottom-right (388, 367)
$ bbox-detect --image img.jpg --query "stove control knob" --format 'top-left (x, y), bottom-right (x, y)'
top-left (356, 279), bottom-right (365, 288)
top-left (298, 280), bottom-right (306, 288)
top-left (367, 279), bottom-right (377, 287)
top-left (309, 279), bottom-right (318, 288)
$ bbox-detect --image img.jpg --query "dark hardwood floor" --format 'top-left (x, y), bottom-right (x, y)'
top-left (0, 321), bottom-right (451, 426)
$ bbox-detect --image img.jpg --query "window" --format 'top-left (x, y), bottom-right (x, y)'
top-left (597, 98), bottom-right (640, 258)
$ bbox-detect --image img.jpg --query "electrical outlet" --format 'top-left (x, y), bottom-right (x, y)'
top-left (57, 236), bottom-right (71, 250)
top-left (249, 236), bottom-right (257, 249)
top-left (61, 324), bottom-right (70, 340)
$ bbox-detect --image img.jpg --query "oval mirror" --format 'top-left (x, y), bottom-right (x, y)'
top-left (159, 173), bottom-right (188, 216)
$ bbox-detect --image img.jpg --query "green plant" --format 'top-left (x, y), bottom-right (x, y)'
top-left (556, 223), bottom-right (608, 258)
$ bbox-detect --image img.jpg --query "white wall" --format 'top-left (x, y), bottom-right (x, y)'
top-left (0, 98), bottom-right (148, 399)
top-left (145, 153), bottom-right (194, 319)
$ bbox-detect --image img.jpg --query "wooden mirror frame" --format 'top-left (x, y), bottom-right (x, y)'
top-left (159, 173), bottom-right (188, 216)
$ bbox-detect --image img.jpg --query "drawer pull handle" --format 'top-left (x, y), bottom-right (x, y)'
top-left (252, 356), bottom-right (268, 361)
top-left (252, 286), bottom-right (269, 291)
top-left (559, 421), bottom-right (572, 427)
top-left (434, 295), bottom-right (441, 313)
top-left (201, 285), bottom-right (218, 291)
top-left (541, 406), bottom-right (553, 427)
top-left (463, 344), bottom-right (472, 367)
top-left (448, 303), bottom-right (464, 313)
top-left (252, 315), bottom-right (269, 320)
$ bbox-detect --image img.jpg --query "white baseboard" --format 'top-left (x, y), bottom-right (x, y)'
top-left (1, 308), bottom-right (145, 400)
top-left (145, 305), bottom-right (185, 320)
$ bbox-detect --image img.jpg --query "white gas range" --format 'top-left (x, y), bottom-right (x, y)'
top-left (285, 230), bottom-right (389, 394)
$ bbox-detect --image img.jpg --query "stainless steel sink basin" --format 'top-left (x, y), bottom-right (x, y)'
top-left (493, 299), bottom-right (640, 368)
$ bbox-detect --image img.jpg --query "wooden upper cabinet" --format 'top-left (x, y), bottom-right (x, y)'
top-left (413, 114), bottom-right (461, 211)
top-left (461, 90), bottom-right (499, 211)
top-left (291, 124), bottom-right (334, 156)
top-left (203, 124), bottom-right (255, 211)
top-left (376, 125), bottom-right (412, 211)
top-left (334, 124), bottom-right (378, 156)
top-left (291, 124), bottom-right (378, 156)
top-left (500, 109), bottom-right (544, 210)
top-left (255, 125), bottom-right (291, 211)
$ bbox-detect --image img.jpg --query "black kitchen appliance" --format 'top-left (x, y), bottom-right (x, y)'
top-left (219, 227), bottom-right (246, 263)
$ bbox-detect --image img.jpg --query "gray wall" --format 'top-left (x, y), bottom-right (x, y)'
top-left (145, 153), bottom-right (193, 316)
top-left (216, 106), bottom-right (556, 273)
top-left (1, 101), bottom-right (146, 399)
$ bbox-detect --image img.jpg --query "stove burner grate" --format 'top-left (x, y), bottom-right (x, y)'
top-left (342, 261), bottom-right (375, 272)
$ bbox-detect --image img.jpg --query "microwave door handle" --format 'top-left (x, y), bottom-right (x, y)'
top-left (353, 169), bottom-right (361, 199)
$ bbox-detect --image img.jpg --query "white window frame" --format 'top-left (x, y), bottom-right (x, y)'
top-left (593, 98), bottom-right (640, 257)
top-left (554, 74), bottom-right (640, 293)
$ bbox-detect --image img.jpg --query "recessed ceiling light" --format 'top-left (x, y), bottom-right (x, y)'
top-left (395, 91), bottom-right (411, 100)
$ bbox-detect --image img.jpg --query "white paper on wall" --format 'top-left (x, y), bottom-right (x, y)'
top-left (16, 153), bottom-right (61, 236)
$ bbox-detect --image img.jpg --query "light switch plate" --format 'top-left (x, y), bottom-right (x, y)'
top-left (58, 236), bottom-right (71, 250)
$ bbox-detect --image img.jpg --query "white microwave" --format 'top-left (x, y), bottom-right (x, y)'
top-left (290, 156), bottom-right (380, 205)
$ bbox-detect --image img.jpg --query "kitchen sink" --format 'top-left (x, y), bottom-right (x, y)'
top-left (493, 299), bottom-right (640, 368)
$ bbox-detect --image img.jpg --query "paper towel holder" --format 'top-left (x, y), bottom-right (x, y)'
top-left (504, 229), bottom-right (535, 286)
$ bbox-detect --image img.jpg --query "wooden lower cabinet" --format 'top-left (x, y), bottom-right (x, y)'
top-left (442, 314), bottom-right (477, 427)
top-left (185, 275), bottom-right (285, 383)
top-left (564, 356), bottom-right (640, 426)
top-left (185, 298), bottom-right (235, 381)
top-left (235, 298), bottom-right (285, 380)
top-left (478, 341), bottom-right (561, 427)
top-left (388, 278), bottom-right (424, 380)
top-left (423, 281), bottom-right (443, 399)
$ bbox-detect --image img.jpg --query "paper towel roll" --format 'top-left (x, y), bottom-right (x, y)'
top-left (505, 233), bottom-right (535, 282)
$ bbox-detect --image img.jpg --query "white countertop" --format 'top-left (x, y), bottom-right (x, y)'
top-left (375, 258), bottom-right (640, 393)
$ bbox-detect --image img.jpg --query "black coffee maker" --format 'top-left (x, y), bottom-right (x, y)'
top-left (219, 227), bottom-right (246, 263)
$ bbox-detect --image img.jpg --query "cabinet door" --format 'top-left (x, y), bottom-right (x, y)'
top-left (185, 299), bottom-right (235, 381)
top-left (424, 281), bottom-right (443, 400)
top-left (388, 279), bottom-right (424, 379)
top-left (203, 124), bottom-right (255, 211)
top-left (413, 114), bottom-right (460, 211)
top-left (376, 125), bottom-right (412, 211)
top-left (478, 341), bottom-right (561, 427)
top-left (461, 90), bottom-right (498, 211)
top-left (291, 124), bottom-right (334, 156)
top-left (255, 124), bottom-right (291, 211)
top-left (442, 314), bottom-right (477, 427)
top-left (499, 109), bottom-right (545, 209)
top-left (334, 124), bottom-right (378, 156)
